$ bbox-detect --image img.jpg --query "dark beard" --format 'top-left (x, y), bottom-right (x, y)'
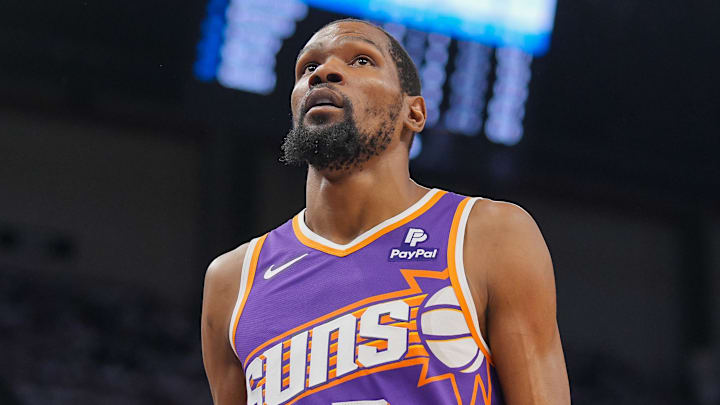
top-left (281, 94), bottom-right (399, 172)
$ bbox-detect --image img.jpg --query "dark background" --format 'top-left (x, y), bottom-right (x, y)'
top-left (1, 0), bottom-right (719, 404)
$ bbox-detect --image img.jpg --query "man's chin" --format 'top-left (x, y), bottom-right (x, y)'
top-left (282, 108), bottom-right (373, 173)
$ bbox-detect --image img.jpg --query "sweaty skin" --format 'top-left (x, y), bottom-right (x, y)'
top-left (201, 21), bottom-right (570, 405)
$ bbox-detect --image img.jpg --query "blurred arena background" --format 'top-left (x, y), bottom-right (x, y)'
top-left (1, 0), bottom-right (719, 403)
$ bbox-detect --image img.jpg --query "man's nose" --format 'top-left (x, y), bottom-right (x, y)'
top-left (308, 58), bottom-right (344, 86)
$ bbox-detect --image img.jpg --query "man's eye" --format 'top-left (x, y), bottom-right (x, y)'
top-left (352, 56), bottom-right (372, 66)
top-left (303, 63), bottom-right (318, 74)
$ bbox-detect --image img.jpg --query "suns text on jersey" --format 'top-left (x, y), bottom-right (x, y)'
top-left (243, 296), bottom-right (426, 405)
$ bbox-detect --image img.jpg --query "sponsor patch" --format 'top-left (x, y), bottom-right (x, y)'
top-left (389, 228), bottom-right (438, 261)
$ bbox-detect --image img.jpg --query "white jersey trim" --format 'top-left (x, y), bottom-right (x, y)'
top-left (228, 237), bottom-right (260, 360)
top-left (454, 197), bottom-right (492, 356)
top-left (296, 188), bottom-right (440, 251)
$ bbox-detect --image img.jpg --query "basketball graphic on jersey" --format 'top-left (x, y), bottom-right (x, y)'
top-left (419, 286), bottom-right (484, 373)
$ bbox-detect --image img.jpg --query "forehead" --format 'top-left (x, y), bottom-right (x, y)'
top-left (298, 21), bottom-right (390, 59)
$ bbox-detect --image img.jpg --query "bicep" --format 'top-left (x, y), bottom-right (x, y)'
top-left (201, 256), bottom-right (248, 405)
top-left (477, 203), bottom-right (570, 404)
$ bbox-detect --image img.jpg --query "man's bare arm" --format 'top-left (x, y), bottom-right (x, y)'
top-left (466, 200), bottom-right (570, 404)
top-left (201, 244), bottom-right (250, 405)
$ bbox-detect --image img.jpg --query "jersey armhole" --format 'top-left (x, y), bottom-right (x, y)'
top-left (449, 197), bottom-right (493, 361)
top-left (227, 235), bottom-right (266, 361)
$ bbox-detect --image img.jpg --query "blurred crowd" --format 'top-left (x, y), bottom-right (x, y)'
top-left (0, 268), bottom-right (208, 404)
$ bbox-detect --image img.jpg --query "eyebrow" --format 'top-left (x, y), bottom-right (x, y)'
top-left (295, 35), bottom-right (386, 65)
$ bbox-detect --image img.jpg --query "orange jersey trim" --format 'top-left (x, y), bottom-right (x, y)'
top-left (292, 190), bottom-right (447, 257)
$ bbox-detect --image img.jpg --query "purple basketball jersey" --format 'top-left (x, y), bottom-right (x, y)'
top-left (229, 189), bottom-right (504, 405)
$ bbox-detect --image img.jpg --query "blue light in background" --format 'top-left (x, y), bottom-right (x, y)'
top-left (409, 134), bottom-right (423, 160)
top-left (194, 0), bottom-right (230, 82)
top-left (422, 33), bottom-right (451, 128)
top-left (300, 0), bottom-right (557, 56)
top-left (485, 47), bottom-right (533, 146)
top-left (194, 0), bottom-right (554, 146)
top-left (195, 0), bottom-right (307, 94)
top-left (444, 41), bottom-right (492, 136)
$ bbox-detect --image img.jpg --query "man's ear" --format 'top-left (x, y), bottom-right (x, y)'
top-left (403, 95), bottom-right (427, 134)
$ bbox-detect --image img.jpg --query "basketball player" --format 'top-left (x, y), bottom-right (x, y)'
top-left (202, 19), bottom-right (570, 405)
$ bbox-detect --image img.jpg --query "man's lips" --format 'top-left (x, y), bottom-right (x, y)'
top-left (308, 104), bottom-right (341, 111)
top-left (303, 87), bottom-right (344, 115)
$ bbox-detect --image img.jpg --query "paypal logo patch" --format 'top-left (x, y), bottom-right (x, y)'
top-left (404, 228), bottom-right (428, 247)
top-left (389, 228), bottom-right (438, 261)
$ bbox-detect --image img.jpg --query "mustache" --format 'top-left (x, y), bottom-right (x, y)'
top-left (293, 85), bottom-right (352, 127)
top-left (301, 83), bottom-right (341, 102)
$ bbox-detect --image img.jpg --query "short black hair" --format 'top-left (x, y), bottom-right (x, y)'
top-left (321, 18), bottom-right (422, 97)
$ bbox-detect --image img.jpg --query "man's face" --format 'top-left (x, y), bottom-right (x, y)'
top-left (282, 21), bottom-right (404, 171)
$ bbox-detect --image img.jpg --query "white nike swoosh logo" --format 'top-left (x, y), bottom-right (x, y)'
top-left (264, 253), bottom-right (309, 280)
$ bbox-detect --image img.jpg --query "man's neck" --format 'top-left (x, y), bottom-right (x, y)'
top-left (304, 153), bottom-right (428, 245)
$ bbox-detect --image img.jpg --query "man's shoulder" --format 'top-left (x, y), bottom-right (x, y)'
top-left (463, 196), bottom-right (548, 264)
top-left (466, 197), bottom-right (539, 236)
top-left (463, 196), bottom-right (551, 282)
top-left (205, 242), bottom-right (252, 291)
top-left (202, 241), bottom-right (255, 338)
